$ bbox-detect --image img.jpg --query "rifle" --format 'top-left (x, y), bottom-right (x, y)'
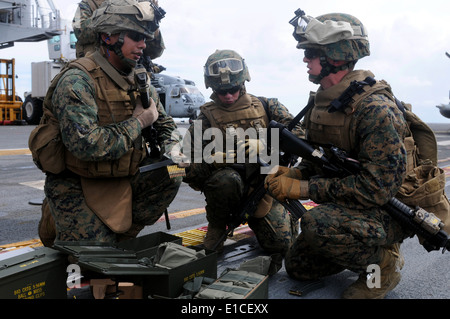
top-left (133, 65), bottom-right (170, 229)
top-left (135, 64), bottom-right (160, 158)
top-left (269, 120), bottom-right (450, 253)
top-left (211, 160), bottom-right (308, 251)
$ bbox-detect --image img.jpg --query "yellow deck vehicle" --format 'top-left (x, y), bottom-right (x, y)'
top-left (0, 58), bottom-right (24, 125)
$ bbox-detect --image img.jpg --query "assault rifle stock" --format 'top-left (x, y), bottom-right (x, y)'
top-left (269, 120), bottom-right (450, 253)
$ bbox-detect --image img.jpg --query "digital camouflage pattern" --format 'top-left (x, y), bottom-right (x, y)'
top-left (73, 0), bottom-right (165, 59)
top-left (204, 49), bottom-right (251, 90)
top-left (45, 62), bottom-right (181, 243)
top-left (73, 0), bottom-right (102, 57)
top-left (296, 13), bottom-right (370, 61)
top-left (285, 69), bottom-right (411, 277)
top-left (184, 93), bottom-right (304, 191)
top-left (45, 157), bottom-right (181, 242)
top-left (285, 203), bottom-right (408, 280)
top-left (184, 93), bottom-right (304, 255)
top-left (89, 0), bottom-right (158, 37)
top-left (51, 68), bottom-right (179, 160)
top-left (200, 167), bottom-right (298, 255)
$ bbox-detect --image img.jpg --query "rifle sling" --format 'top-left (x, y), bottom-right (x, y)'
top-left (92, 50), bottom-right (131, 91)
top-left (288, 98), bottom-right (315, 132)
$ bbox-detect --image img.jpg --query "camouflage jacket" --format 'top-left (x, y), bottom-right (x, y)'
top-left (51, 59), bottom-right (179, 166)
top-left (183, 91), bottom-right (304, 189)
top-left (299, 70), bottom-right (408, 210)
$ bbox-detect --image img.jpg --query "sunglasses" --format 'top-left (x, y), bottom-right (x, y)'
top-left (304, 48), bottom-right (323, 59)
top-left (215, 86), bottom-right (240, 96)
top-left (126, 31), bottom-right (147, 43)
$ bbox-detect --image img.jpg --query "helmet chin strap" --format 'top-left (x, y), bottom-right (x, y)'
top-left (310, 56), bottom-right (356, 84)
top-left (105, 32), bottom-right (137, 71)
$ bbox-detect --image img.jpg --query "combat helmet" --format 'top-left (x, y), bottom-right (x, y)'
top-left (90, 0), bottom-right (165, 68)
top-left (204, 50), bottom-right (251, 91)
top-left (289, 9), bottom-right (370, 83)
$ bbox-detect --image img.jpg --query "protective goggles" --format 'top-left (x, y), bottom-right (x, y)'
top-left (205, 58), bottom-right (244, 77)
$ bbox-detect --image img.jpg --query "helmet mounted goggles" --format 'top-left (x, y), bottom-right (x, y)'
top-left (204, 58), bottom-right (245, 77)
top-left (289, 8), bottom-right (367, 46)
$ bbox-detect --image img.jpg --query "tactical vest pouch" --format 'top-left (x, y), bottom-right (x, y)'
top-left (404, 136), bottom-right (418, 174)
top-left (28, 109), bottom-right (66, 174)
top-left (81, 176), bottom-right (132, 233)
top-left (200, 94), bottom-right (269, 133)
top-left (323, 75), bottom-right (449, 248)
top-left (66, 147), bottom-right (144, 178)
top-left (396, 164), bottom-right (450, 238)
top-left (401, 104), bottom-right (438, 166)
top-left (89, 148), bottom-right (134, 177)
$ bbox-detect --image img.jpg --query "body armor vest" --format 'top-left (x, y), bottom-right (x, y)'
top-left (59, 53), bottom-right (145, 178)
top-left (305, 72), bottom-right (418, 176)
top-left (304, 72), bottom-right (450, 248)
top-left (304, 72), bottom-right (417, 170)
top-left (199, 93), bottom-right (273, 218)
top-left (200, 93), bottom-right (269, 137)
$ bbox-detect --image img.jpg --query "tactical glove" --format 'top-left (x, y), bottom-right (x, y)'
top-left (265, 174), bottom-right (308, 202)
top-left (237, 139), bottom-right (265, 159)
top-left (168, 144), bottom-right (190, 168)
top-left (265, 166), bottom-right (302, 182)
top-left (133, 99), bottom-right (158, 129)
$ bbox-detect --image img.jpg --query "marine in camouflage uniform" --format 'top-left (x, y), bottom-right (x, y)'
top-left (183, 49), bottom-right (304, 255)
top-left (265, 11), bottom-right (410, 298)
top-left (73, 0), bottom-right (165, 60)
top-left (41, 0), bottom-right (181, 243)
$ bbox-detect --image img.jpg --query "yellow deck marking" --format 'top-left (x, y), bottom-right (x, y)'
top-left (158, 208), bottom-right (206, 221)
top-left (0, 148), bottom-right (31, 156)
top-left (1, 201), bottom-right (321, 249)
top-left (442, 166), bottom-right (450, 176)
top-left (0, 239), bottom-right (43, 251)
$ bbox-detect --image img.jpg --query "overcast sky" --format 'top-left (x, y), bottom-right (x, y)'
top-left (1, 0), bottom-right (449, 123)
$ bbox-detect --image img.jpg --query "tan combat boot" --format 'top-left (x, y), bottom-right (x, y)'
top-left (203, 225), bottom-right (227, 253)
top-left (341, 243), bottom-right (404, 299)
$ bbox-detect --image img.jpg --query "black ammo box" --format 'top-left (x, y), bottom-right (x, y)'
top-left (0, 247), bottom-right (67, 299)
top-left (54, 232), bottom-right (182, 260)
top-left (54, 232), bottom-right (217, 299)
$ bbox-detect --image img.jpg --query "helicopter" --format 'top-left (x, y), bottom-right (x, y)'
top-left (436, 52), bottom-right (450, 119)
